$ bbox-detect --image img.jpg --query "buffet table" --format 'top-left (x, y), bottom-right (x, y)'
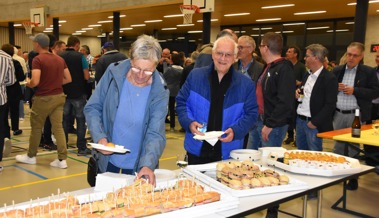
top-left (213, 164), bottom-right (374, 218)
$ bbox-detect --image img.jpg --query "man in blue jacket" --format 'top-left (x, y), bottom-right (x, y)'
top-left (176, 35), bottom-right (258, 164)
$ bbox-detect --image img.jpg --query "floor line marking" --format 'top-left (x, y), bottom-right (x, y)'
top-left (0, 172), bottom-right (87, 191)
top-left (12, 165), bottom-right (48, 180)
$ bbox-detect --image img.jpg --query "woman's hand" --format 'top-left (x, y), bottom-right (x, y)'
top-left (96, 138), bottom-right (114, 155)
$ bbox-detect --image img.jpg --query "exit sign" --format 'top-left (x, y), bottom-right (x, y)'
top-left (371, 44), bottom-right (379, 52)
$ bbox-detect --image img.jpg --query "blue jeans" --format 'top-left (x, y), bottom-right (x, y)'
top-left (63, 96), bottom-right (87, 150)
top-left (248, 118), bottom-right (288, 149)
top-left (295, 117), bottom-right (322, 151)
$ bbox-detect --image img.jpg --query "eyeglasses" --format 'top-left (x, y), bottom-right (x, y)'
top-left (215, 51), bottom-right (235, 59)
top-left (347, 53), bottom-right (361, 59)
top-left (237, 45), bottom-right (251, 50)
top-left (131, 66), bottom-right (154, 75)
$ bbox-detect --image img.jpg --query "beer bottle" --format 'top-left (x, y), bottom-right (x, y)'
top-left (351, 109), bottom-right (361, 138)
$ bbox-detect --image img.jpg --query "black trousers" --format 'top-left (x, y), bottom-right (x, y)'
top-left (0, 103), bottom-right (8, 161)
top-left (6, 97), bottom-right (21, 131)
top-left (168, 96), bottom-right (176, 128)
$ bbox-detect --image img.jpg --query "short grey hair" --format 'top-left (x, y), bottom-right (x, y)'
top-left (212, 36), bottom-right (238, 56)
top-left (306, 44), bottom-right (328, 63)
top-left (130, 34), bottom-right (162, 65)
top-left (239, 35), bottom-right (256, 49)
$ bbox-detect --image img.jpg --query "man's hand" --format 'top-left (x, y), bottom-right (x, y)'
top-left (190, 121), bottom-right (205, 136)
top-left (219, 128), bottom-right (234, 142)
top-left (136, 167), bottom-right (156, 186)
top-left (307, 121), bottom-right (317, 129)
top-left (262, 125), bottom-right (272, 141)
top-left (342, 85), bottom-right (354, 95)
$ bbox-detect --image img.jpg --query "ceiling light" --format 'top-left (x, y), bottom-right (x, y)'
top-left (49, 24), bottom-right (62, 27)
top-left (348, 0), bottom-right (379, 5)
top-left (252, 27), bottom-right (272, 30)
top-left (235, 30), bottom-right (246, 33)
top-left (158, 40), bottom-right (167, 43)
top-left (197, 19), bottom-right (218, 22)
top-left (283, 22), bottom-right (305, 26)
top-left (58, 20), bottom-right (66, 23)
top-left (164, 14), bottom-right (184, 18)
top-left (144, 20), bottom-right (163, 23)
top-left (45, 27), bottom-right (53, 30)
top-left (162, 28), bottom-right (177, 30)
top-left (275, 30), bottom-right (294, 33)
top-left (224, 13), bottom-right (250, 17)
top-left (326, 29), bottom-right (349, 32)
top-left (72, 33), bottom-right (81, 35)
top-left (107, 15), bottom-right (126, 18)
top-left (251, 34), bottom-right (264, 37)
top-left (131, 24), bottom-right (146, 27)
top-left (76, 30), bottom-right (86, 33)
top-left (345, 22), bottom-right (355, 25)
top-left (188, 30), bottom-right (202, 33)
top-left (294, 11), bottom-right (326, 15)
top-left (89, 24), bottom-right (101, 27)
top-left (261, 4), bottom-right (295, 9)
top-left (307, 26), bottom-right (330, 30)
top-left (98, 20), bottom-right (112, 23)
top-left (120, 27), bottom-right (133, 30)
top-left (97, 35), bottom-right (106, 38)
top-left (177, 37), bottom-right (185, 40)
top-left (256, 18), bottom-right (281, 22)
top-left (189, 40), bottom-right (196, 42)
top-left (167, 39), bottom-right (173, 41)
top-left (82, 28), bottom-right (93, 30)
top-left (377, 9), bottom-right (379, 12)
top-left (177, 24), bottom-right (195, 27)
top-left (43, 30), bottom-right (53, 33)
top-left (13, 24), bottom-right (22, 27)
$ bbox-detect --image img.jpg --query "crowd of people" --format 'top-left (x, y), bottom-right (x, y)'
top-left (1, 30), bottom-right (379, 217)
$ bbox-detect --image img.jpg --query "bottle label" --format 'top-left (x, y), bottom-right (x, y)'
top-left (352, 128), bottom-right (361, 137)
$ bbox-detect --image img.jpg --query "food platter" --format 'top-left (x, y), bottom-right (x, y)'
top-left (184, 162), bottom-right (308, 197)
top-left (88, 143), bottom-right (130, 153)
top-left (1, 173), bottom-right (239, 218)
top-left (266, 150), bottom-right (361, 177)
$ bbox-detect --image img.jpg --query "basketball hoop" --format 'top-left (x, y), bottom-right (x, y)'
top-left (180, 5), bottom-right (200, 24)
top-left (22, 21), bottom-right (38, 35)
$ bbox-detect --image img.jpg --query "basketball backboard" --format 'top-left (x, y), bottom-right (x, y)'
top-left (183, 0), bottom-right (215, 13)
top-left (30, 7), bottom-right (47, 27)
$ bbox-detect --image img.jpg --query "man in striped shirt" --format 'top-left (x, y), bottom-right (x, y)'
top-left (0, 49), bottom-right (16, 171)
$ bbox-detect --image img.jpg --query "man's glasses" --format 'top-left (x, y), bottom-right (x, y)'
top-left (131, 67), bottom-right (154, 75)
top-left (237, 45), bottom-right (251, 50)
top-left (215, 51), bottom-right (235, 59)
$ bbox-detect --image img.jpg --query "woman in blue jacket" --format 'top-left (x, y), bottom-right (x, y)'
top-left (84, 35), bottom-right (169, 185)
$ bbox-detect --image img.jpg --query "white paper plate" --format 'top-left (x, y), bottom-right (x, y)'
top-left (193, 131), bottom-right (225, 140)
top-left (258, 147), bottom-right (287, 158)
top-left (154, 169), bottom-right (176, 182)
top-left (230, 149), bottom-right (261, 161)
top-left (88, 143), bottom-right (130, 153)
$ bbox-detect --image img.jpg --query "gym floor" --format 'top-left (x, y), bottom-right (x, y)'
top-left (0, 104), bottom-right (378, 217)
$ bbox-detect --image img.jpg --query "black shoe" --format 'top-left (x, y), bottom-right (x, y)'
top-left (179, 128), bottom-right (185, 132)
top-left (346, 178), bottom-right (358, 190)
top-left (13, 130), bottom-right (23, 135)
top-left (266, 207), bottom-right (278, 218)
top-left (165, 118), bottom-right (170, 124)
top-left (41, 143), bottom-right (57, 151)
top-left (78, 148), bottom-right (92, 156)
top-left (284, 137), bottom-right (294, 144)
top-left (68, 128), bottom-right (77, 134)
